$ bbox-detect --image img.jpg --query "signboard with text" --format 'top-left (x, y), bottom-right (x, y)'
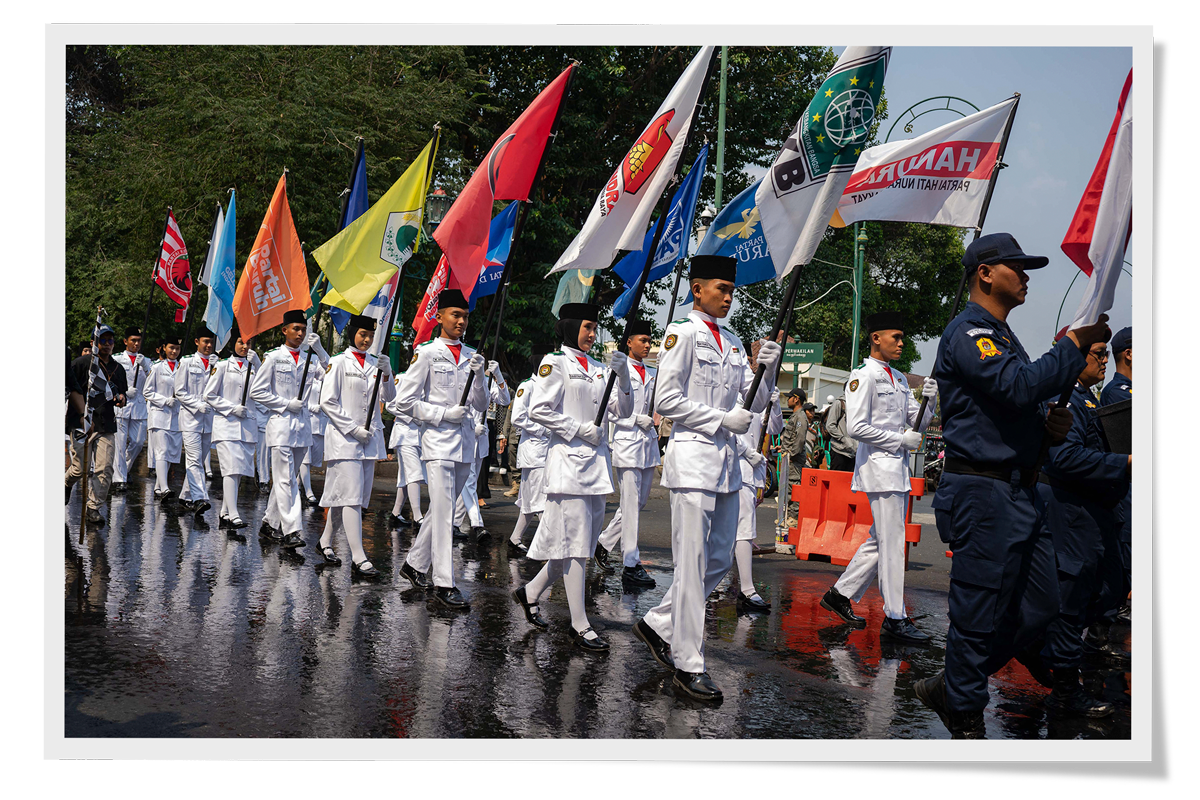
top-left (784, 342), bottom-right (824, 363)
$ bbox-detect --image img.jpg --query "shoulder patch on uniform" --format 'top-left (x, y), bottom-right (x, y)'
top-left (664, 334), bottom-right (678, 351)
top-left (516, 387), bottom-right (524, 397)
top-left (965, 327), bottom-right (994, 337)
top-left (538, 364), bottom-right (552, 377)
top-left (849, 379), bottom-right (859, 392)
top-left (976, 337), bottom-right (1001, 360)
top-left (671, 318), bottom-right (689, 325)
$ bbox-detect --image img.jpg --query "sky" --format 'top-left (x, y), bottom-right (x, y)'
top-left (652, 45), bottom-right (1134, 379)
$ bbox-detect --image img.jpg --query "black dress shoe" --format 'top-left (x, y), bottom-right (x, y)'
top-left (508, 539), bottom-right (528, 555)
top-left (219, 515), bottom-right (231, 529)
top-left (511, 586), bottom-right (549, 630)
top-left (633, 619), bottom-right (673, 669)
top-left (280, 532), bottom-right (304, 549)
top-left (319, 546), bottom-right (342, 566)
top-left (568, 626), bottom-right (610, 652)
top-left (387, 512), bottom-right (410, 529)
top-left (400, 562), bottom-right (431, 590)
top-left (259, 519), bottom-right (282, 542)
top-left (672, 669), bottom-right (722, 702)
top-left (472, 526), bottom-right (491, 544)
top-left (820, 588), bottom-right (866, 628)
top-left (110, 482), bottom-right (126, 494)
top-left (192, 499), bottom-right (212, 514)
top-left (85, 508), bottom-right (106, 527)
top-left (1046, 669), bottom-right (1115, 718)
top-left (452, 527), bottom-right (469, 541)
top-left (880, 616), bottom-right (931, 645)
top-left (352, 560), bottom-right (380, 579)
top-left (736, 591), bottom-right (771, 613)
top-left (594, 546), bottom-right (616, 573)
top-left (231, 517), bottom-right (248, 530)
top-left (622, 563), bottom-right (657, 588)
top-left (431, 586), bottom-right (470, 609)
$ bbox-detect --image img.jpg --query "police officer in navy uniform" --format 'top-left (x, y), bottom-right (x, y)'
top-left (1097, 326), bottom-right (1132, 631)
top-left (913, 233), bottom-right (1111, 739)
top-left (1037, 331), bottom-right (1130, 717)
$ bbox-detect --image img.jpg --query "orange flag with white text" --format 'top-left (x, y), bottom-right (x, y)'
top-left (232, 172), bottom-right (311, 340)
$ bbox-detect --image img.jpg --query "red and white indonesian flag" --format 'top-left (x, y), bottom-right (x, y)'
top-left (548, 46), bottom-right (714, 275)
top-left (154, 209), bottom-right (192, 322)
top-left (831, 96), bottom-right (1017, 229)
top-left (1063, 70), bottom-right (1133, 330)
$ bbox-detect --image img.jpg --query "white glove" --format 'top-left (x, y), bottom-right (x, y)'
top-left (468, 353), bottom-right (486, 375)
top-left (756, 340), bottom-right (783, 371)
top-left (286, 398), bottom-right (303, 414)
top-left (474, 422), bottom-right (485, 436)
top-left (303, 332), bottom-right (329, 361)
top-left (609, 351), bottom-right (631, 390)
top-left (576, 422), bottom-right (602, 446)
top-left (232, 405), bottom-right (247, 419)
top-left (443, 406), bottom-right (467, 424)
top-left (635, 414), bottom-right (654, 430)
top-left (745, 451), bottom-right (766, 469)
top-left (921, 377), bottom-right (938, 400)
top-left (721, 407), bottom-right (754, 435)
top-left (352, 426), bottom-right (372, 444)
top-left (164, 396), bottom-right (177, 408)
top-left (196, 402), bottom-right (210, 415)
top-left (770, 389), bottom-right (780, 404)
top-left (485, 360), bottom-right (501, 379)
top-left (900, 430), bottom-right (923, 451)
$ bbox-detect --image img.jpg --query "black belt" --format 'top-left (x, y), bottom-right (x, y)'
top-left (944, 457), bottom-right (1035, 487)
top-left (1036, 472), bottom-right (1121, 510)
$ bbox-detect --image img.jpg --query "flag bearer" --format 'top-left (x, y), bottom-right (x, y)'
top-left (453, 366), bottom-right (510, 541)
top-left (317, 314), bottom-right (395, 578)
top-left (144, 336), bottom-right (184, 501)
top-left (732, 384), bottom-right (783, 613)
top-left (510, 302), bottom-right (633, 649)
top-left (386, 370), bottom-right (426, 528)
top-left (819, 311), bottom-right (937, 642)
top-left (205, 332), bottom-right (258, 531)
top-left (595, 319), bottom-right (660, 588)
top-left (249, 310), bottom-right (327, 549)
top-left (247, 338), bottom-right (271, 492)
top-left (912, 233), bottom-right (1111, 739)
top-left (175, 327), bottom-right (218, 515)
top-left (394, 289), bottom-right (489, 608)
top-left (507, 364), bottom-right (550, 554)
top-left (111, 326), bottom-right (149, 492)
top-left (300, 365), bottom-right (327, 507)
top-left (631, 255), bottom-right (782, 701)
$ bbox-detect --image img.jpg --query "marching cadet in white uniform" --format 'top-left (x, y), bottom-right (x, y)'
top-left (249, 309), bottom-right (327, 550)
top-left (300, 366), bottom-right (327, 506)
top-left (394, 289), bottom-right (490, 609)
top-left (453, 369), bottom-right (510, 541)
top-left (631, 255), bottom-right (782, 701)
top-left (317, 313), bottom-right (395, 578)
top-left (595, 319), bottom-right (660, 588)
top-left (247, 339), bottom-right (271, 492)
top-left (205, 332), bottom-right (258, 531)
top-left (510, 302), bottom-right (633, 650)
top-left (111, 326), bottom-right (149, 492)
top-left (386, 370), bottom-right (426, 528)
top-left (507, 369), bottom-right (550, 554)
top-left (733, 384), bottom-right (784, 613)
top-left (144, 336), bottom-right (184, 501)
top-left (174, 327), bottom-right (218, 515)
top-left (821, 311), bottom-right (936, 645)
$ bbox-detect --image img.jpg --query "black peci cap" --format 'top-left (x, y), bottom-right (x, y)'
top-left (558, 302), bottom-right (599, 322)
top-left (124, 326), bottom-right (143, 338)
top-left (690, 254), bottom-right (737, 282)
top-left (866, 310), bottom-right (904, 334)
top-left (282, 309), bottom-right (307, 326)
top-left (962, 232), bottom-right (1049, 271)
top-left (195, 326), bottom-right (216, 339)
top-left (345, 314), bottom-right (377, 334)
top-left (437, 289), bottom-right (469, 311)
top-left (625, 319), bottom-right (653, 338)
top-left (163, 334), bottom-right (183, 346)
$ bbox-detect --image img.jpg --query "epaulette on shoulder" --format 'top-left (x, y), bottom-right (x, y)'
top-left (417, 339), bottom-right (435, 348)
top-left (549, 350), bottom-right (563, 356)
top-left (670, 318), bottom-right (690, 325)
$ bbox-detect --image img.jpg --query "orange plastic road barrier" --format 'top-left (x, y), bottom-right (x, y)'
top-left (789, 468), bottom-right (924, 567)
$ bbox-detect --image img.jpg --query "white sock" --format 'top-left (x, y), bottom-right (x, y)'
top-left (155, 462), bottom-right (169, 493)
top-left (319, 510), bottom-right (336, 550)
top-left (511, 512), bottom-right (531, 544)
top-left (391, 488), bottom-right (405, 517)
top-left (300, 464), bottom-right (313, 497)
top-left (341, 506), bottom-right (369, 565)
top-left (735, 540), bottom-right (757, 596)
top-left (563, 558), bottom-right (595, 638)
top-left (525, 558), bottom-right (564, 606)
top-left (407, 483), bottom-right (423, 521)
top-left (223, 475), bottom-right (240, 519)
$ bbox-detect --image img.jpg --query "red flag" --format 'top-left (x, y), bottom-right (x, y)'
top-left (154, 210), bottom-right (192, 322)
top-left (232, 173), bottom-right (311, 341)
top-left (1062, 69), bottom-right (1133, 277)
top-left (411, 254), bottom-right (451, 347)
top-left (434, 64), bottom-right (574, 297)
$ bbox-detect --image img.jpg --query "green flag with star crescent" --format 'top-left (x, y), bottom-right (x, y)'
top-left (755, 46), bottom-right (890, 280)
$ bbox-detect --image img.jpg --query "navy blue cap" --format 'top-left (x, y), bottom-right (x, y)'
top-left (94, 324), bottom-right (115, 339)
top-left (1111, 326), bottom-right (1132, 353)
top-left (962, 232), bottom-right (1049, 271)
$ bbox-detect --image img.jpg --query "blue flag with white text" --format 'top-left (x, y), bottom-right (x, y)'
top-left (468, 201), bottom-right (520, 311)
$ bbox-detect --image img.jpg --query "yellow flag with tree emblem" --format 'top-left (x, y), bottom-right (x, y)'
top-left (312, 134), bottom-right (439, 313)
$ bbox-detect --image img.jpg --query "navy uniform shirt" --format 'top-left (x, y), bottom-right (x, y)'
top-left (1043, 382), bottom-right (1129, 495)
top-left (1100, 372), bottom-right (1132, 406)
top-left (933, 301), bottom-right (1087, 468)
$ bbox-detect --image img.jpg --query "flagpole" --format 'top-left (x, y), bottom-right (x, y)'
top-left (594, 49), bottom-right (718, 427)
top-left (459, 61), bottom-right (580, 406)
top-left (132, 207), bottom-right (173, 390)
top-left (365, 126), bottom-right (442, 431)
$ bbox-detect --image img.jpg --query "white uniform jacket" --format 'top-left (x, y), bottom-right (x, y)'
top-left (737, 393), bottom-right (785, 489)
top-left (394, 338), bottom-right (488, 464)
top-left (846, 356), bottom-right (931, 493)
top-left (144, 360), bottom-right (180, 431)
top-left (249, 351), bottom-right (271, 427)
top-left (320, 349), bottom-right (396, 461)
top-left (657, 310), bottom-right (773, 494)
top-left (249, 345), bottom-right (324, 449)
top-left (529, 345), bottom-right (633, 496)
top-left (307, 369), bottom-right (328, 436)
top-left (386, 373), bottom-right (423, 449)
top-left (611, 362), bottom-right (661, 470)
top-left (174, 353), bottom-right (216, 434)
top-left (510, 377), bottom-right (549, 469)
top-left (205, 356), bottom-right (258, 443)
top-left (113, 351), bottom-right (149, 420)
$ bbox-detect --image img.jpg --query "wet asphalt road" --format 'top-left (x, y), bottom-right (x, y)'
top-left (63, 465), bottom-right (1132, 740)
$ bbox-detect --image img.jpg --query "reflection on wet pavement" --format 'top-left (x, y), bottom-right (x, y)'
top-left (64, 479), bottom-right (1131, 739)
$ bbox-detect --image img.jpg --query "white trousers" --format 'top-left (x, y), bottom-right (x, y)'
top-left (736, 484), bottom-right (758, 542)
top-left (832, 490), bottom-right (909, 620)
top-left (597, 466), bottom-right (654, 567)
top-left (180, 430), bottom-right (212, 502)
top-left (407, 460), bottom-right (471, 589)
top-left (453, 455), bottom-right (484, 530)
top-left (113, 417), bottom-right (147, 483)
top-left (255, 423), bottom-right (271, 483)
top-left (644, 489), bottom-right (739, 674)
top-left (266, 445), bottom-right (306, 535)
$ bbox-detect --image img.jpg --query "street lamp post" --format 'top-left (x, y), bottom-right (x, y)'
top-left (850, 223), bottom-right (867, 369)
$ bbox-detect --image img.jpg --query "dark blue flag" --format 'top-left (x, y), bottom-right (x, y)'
top-left (329, 146), bottom-right (371, 333)
top-left (680, 179), bottom-right (777, 304)
top-left (468, 201), bottom-right (520, 311)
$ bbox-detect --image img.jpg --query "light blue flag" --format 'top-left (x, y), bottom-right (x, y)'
top-left (204, 191), bottom-right (237, 351)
